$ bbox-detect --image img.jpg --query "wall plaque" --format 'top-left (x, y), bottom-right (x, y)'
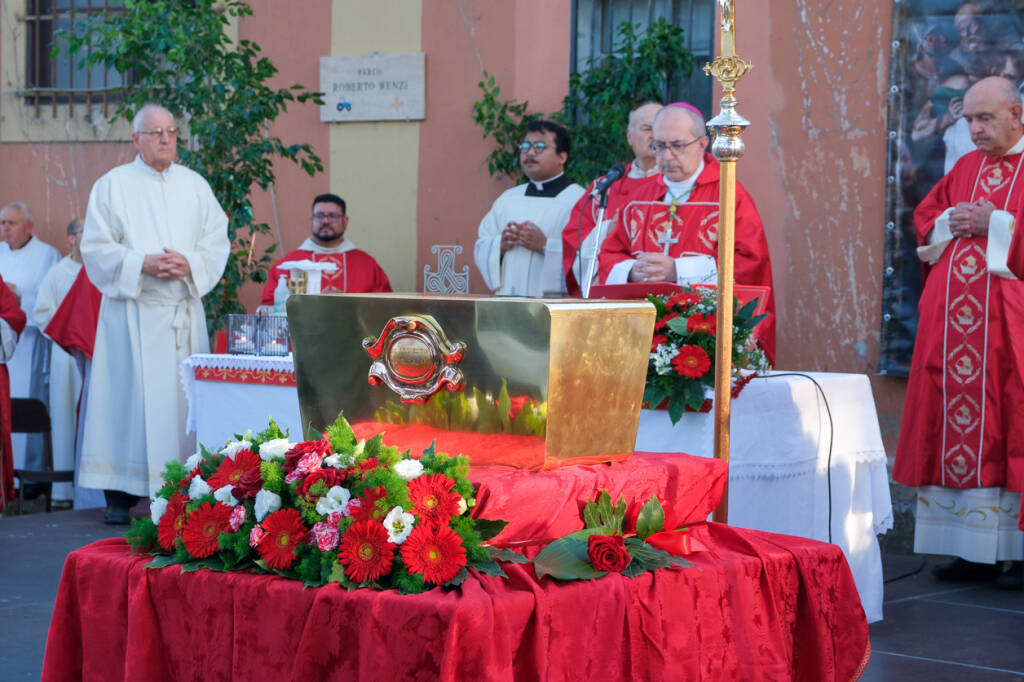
top-left (319, 52), bottom-right (425, 122)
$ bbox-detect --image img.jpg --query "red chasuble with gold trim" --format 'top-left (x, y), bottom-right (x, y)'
top-left (596, 154), bottom-right (776, 362)
top-left (260, 248), bottom-right (392, 306)
top-left (894, 149), bottom-right (1024, 491)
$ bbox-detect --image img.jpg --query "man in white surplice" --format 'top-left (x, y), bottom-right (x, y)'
top-left (79, 104), bottom-right (229, 524)
top-left (0, 202), bottom-right (60, 480)
top-left (32, 218), bottom-right (86, 506)
top-left (474, 120), bottom-right (585, 297)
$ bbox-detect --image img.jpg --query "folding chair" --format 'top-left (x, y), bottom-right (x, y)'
top-left (11, 398), bottom-right (74, 513)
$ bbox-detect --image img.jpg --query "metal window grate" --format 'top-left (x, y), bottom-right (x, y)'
top-left (572, 0), bottom-right (715, 119)
top-left (23, 0), bottom-right (131, 118)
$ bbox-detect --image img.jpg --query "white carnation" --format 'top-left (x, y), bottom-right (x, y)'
top-left (220, 439), bottom-right (252, 460)
top-left (393, 458), bottom-right (424, 481)
top-left (258, 438), bottom-right (292, 461)
top-left (323, 452), bottom-right (354, 469)
top-left (213, 485), bottom-right (240, 507)
top-left (185, 452), bottom-right (202, 471)
top-left (315, 486), bottom-right (352, 516)
top-left (188, 476), bottom-right (211, 500)
top-left (254, 489), bottom-right (282, 522)
top-left (150, 497), bottom-right (168, 524)
top-left (456, 496), bottom-right (468, 516)
top-left (382, 506), bottom-right (415, 544)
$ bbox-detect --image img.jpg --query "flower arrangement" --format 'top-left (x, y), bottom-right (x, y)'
top-left (532, 491), bottom-right (694, 580)
top-left (127, 413), bottom-right (524, 593)
top-left (645, 286), bottom-right (769, 424)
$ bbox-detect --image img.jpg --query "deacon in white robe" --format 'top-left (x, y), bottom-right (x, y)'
top-left (79, 104), bottom-right (229, 517)
top-left (474, 120), bottom-right (585, 297)
top-left (32, 219), bottom-right (86, 503)
top-left (0, 203), bottom-right (60, 473)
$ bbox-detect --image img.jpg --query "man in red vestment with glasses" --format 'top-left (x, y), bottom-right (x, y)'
top-left (894, 76), bottom-right (1024, 588)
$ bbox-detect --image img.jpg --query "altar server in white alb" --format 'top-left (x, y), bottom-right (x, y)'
top-left (32, 218), bottom-right (86, 506)
top-left (79, 103), bottom-right (229, 524)
top-left (0, 202), bottom-right (60, 477)
top-left (474, 120), bottom-right (585, 297)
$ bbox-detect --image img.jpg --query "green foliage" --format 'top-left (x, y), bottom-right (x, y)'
top-left (59, 0), bottom-right (323, 330)
top-left (473, 19), bottom-right (696, 185)
top-left (582, 490), bottom-right (627, 533)
top-left (127, 516), bottom-right (159, 552)
top-left (634, 496), bottom-right (665, 540)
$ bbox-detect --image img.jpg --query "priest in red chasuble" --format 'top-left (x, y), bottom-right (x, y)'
top-left (260, 193), bottom-right (392, 305)
top-left (596, 103), bottom-right (776, 362)
top-left (893, 77), bottom-right (1024, 586)
top-left (0, 274), bottom-right (27, 512)
top-left (561, 101), bottom-right (663, 297)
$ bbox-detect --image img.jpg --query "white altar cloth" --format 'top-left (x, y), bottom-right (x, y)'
top-left (635, 371), bottom-right (892, 623)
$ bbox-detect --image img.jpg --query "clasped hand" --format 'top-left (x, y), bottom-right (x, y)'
top-left (948, 199), bottom-right (995, 239)
top-left (501, 221), bottom-right (546, 255)
top-left (142, 249), bottom-right (191, 280)
top-left (628, 252), bottom-right (677, 283)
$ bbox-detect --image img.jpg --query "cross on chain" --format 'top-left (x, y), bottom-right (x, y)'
top-left (655, 219), bottom-right (679, 255)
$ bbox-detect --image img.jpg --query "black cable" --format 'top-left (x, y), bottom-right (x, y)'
top-left (755, 372), bottom-right (835, 545)
top-left (575, 192), bottom-right (594, 295)
top-left (884, 556), bottom-right (927, 584)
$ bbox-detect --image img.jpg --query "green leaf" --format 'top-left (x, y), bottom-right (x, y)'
top-left (306, 425), bottom-right (322, 441)
top-left (443, 565), bottom-right (470, 588)
top-left (468, 558), bottom-right (508, 578)
top-left (486, 547), bottom-right (529, 564)
top-left (180, 556), bottom-right (226, 573)
top-left (635, 496), bottom-right (665, 540)
top-left (624, 537), bottom-right (691, 573)
top-left (473, 518), bottom-right (509, 543)
top-left (533, 528), bottom-right (608, 580)
top-left (145, 554), bottom-right (182, 569)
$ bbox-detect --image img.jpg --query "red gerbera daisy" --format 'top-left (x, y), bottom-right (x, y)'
top-left (349, 485), bottom-right (389, 521)
top-left (338, 519), bottom-right (396, 583)
top-left (687, 312), bottom-right (717, 335)
top-left (672, 344), bottom-right (711, 378)
top-left (257, 508), bottom-right (308, 571)
top-left (157, 492), bottom-right (188, 551)
top-left (407, 474), bottom-right (462, 525)
top-left (401, 523), bottom-right (467, 584)
top-left (208, 449), bottom-right (262, 490)
top-left (667, 291), bottom-right (700, 311)
top-left (181, 501), bottom-right (233, 559)
top-left (651, 334), bottom-right (668, 351)
top-left (653, 312), bottom-right (678, 332)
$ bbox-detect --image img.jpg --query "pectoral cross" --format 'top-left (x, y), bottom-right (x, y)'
top-left (655, 221), bottom-right (679, 255)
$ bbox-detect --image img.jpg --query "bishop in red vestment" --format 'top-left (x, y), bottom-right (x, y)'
top-left (596, 105), bottom-right (776, 362)
top-left (893, 77), bottom-right (1024, 577)
top-left (0, 274), bottom-right (27, 512)
top-left (260, 193), bottom-right (391, 306)
top-left (562, 102), bottom-right (663, 297)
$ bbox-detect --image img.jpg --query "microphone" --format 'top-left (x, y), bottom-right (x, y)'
top-left (591, 163), bottom-right (626, 196)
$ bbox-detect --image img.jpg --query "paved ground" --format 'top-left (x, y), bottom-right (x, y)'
top-left (2, 506), bottom-right (1023, 680)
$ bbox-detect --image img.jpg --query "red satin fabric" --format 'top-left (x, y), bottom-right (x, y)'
top-left (44, 267), bottom-right (101, 360)
top-left (468, 452), bottom-right (727, 545)
top-left (0, 274), bottom-right (26, 512)
top-left (42, 526), bottom-right (868, 682)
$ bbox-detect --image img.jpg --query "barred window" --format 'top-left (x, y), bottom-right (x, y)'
top-left (24, 0), bottom-right (131, 117)
top-left (573, 0), bottom-right (715, 119)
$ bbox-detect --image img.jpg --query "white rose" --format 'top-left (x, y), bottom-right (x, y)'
top-left (315, 486), bottom-right (352, 516)
top-left (150, 497), bottom-right (168, 524)
top-left (456, 496), bottom-right (468, 516)
top-left (188, 476), bottom-right (211, 500)
top-left (185, 452), bottom-right (202, 471)
top-left (213, 485), bottom-right (240, 507)
top-left (393, 458), bottom-right (424, 482)
top-left (254, 489), bottom-right (282, 522)
top-left (220, 440), bottom-right (253, 460)
top-left (382, 506), bottom-right (415, 545)
top-left (258, 438), bottom-right (292, 461)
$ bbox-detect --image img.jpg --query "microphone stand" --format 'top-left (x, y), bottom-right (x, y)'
top-left (581, 187), bottom-right (611, 299)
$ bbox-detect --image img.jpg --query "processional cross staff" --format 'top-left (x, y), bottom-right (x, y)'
top-left (704, 0), bottom-right (752, 524)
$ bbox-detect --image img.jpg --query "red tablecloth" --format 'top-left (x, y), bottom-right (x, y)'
top-left (42, 526), bottom-right (869, 681)
top-left (469, 452), bottom-right (727, 545)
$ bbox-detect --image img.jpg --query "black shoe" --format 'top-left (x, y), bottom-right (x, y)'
top-left (103, 504), bottom-right (131, 525)
top-left (19, 483), bottom-right (47, 500)
top-left (931, 557), bottom-right (1000, 582)
top-left (996, 562), bottom-right (1024, 590)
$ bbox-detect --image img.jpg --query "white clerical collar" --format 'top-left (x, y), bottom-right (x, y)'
top-left (661, 160), bottom-right (704, 203)
top-left (628, 161), bottom-right (659, 179)
top-left (299, 236), bottom-right (357, 255)
top-left (530, 172), bottom-right (564, 191)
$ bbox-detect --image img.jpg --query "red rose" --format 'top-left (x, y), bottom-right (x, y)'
top-left (587, 534), bottom-right (632, 573)
top-left (282, 439), bottom-right (331, 475)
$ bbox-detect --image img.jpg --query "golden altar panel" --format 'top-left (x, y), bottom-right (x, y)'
top-left (287, 294), bottom-right (655, 468)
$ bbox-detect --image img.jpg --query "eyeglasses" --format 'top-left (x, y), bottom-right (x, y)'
top-left (518, 141), bottom-right (549, 153)
top-left (312, 212), bottom-right (344, 221)
top-left (650, 138), bottom-right (704, 154)
top-left (137, 127), bottom-right (179, 138)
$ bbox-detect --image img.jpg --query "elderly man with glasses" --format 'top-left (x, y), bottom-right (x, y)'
top-left (474, 120), bottom-right (585, 297)
top-left (78, 103), bottom-right (230, 524)
top-left (260, 193), bottom-right (392, 305)
top-left (596, 102), bottom-right (776, 362)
